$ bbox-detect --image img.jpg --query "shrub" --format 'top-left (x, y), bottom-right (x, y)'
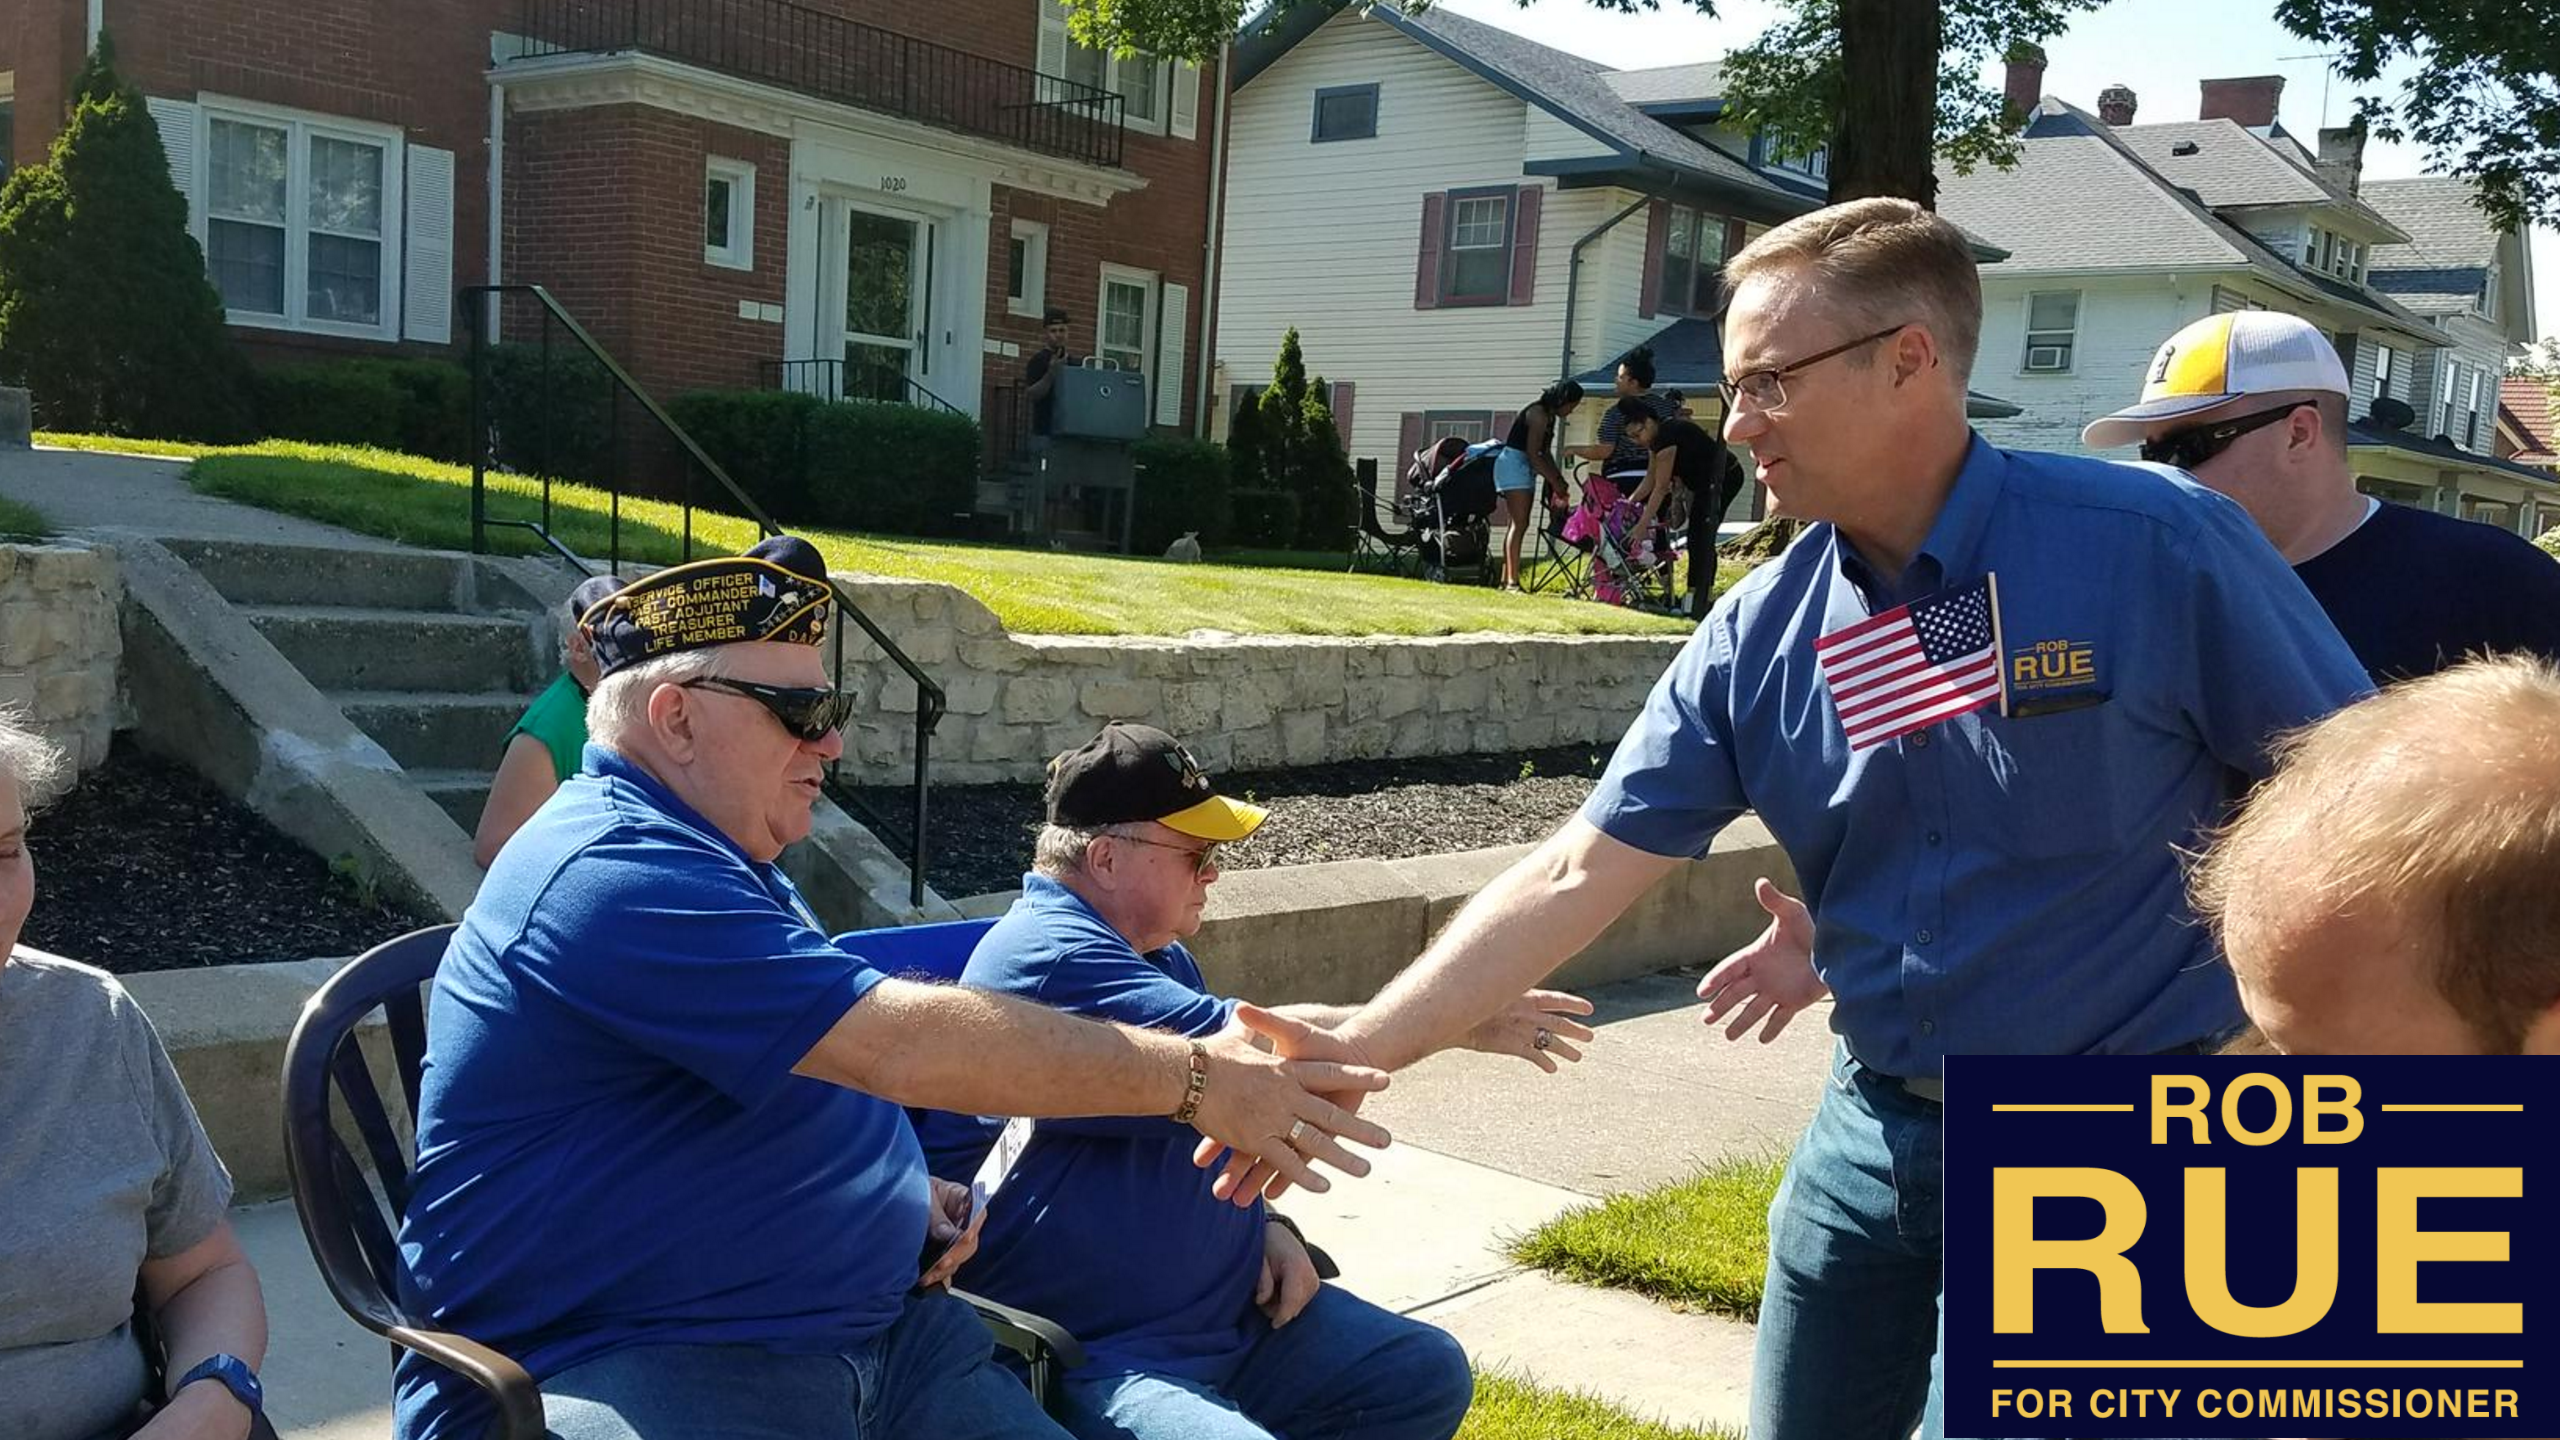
top-left (1131, 437), bottom-right (1232, 553)
top-left (670, 389), bottom-right (980, 537)
top-left (482, 342), bottom-right (616, 484)
top-left (1228, 488), bottom-right (1301, 549)
top-left (2537, 525), bottom-right (2560, 560)
top-left (255, 358), bottom-right (474, 460)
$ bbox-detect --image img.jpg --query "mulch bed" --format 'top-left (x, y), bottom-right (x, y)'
top-left (20, 740), bottom-right (430, 973)
top-left (848, 744), bottom-right (1617, 901)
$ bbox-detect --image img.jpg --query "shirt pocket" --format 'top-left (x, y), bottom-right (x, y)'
top-left (1978, 704), bottom-right (2123, 859)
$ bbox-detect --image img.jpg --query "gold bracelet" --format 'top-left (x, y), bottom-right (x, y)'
top-left (1171, 1038), bottom-right (1209, 1125)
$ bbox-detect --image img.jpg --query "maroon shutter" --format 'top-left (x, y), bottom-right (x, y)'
top-left (1639, 201), bottom-right (1668, 319)
top-left (1491, 410), bottom-right (1516, 444)
top-left (1396, 412), bottom-right (1425, 496)
top-left (1414, 193), bottom-right (1446, 309)
top-left (1331, 381), bottom-right (1355, 449)
top-left (1507, 185), bottom-right (1542, 306)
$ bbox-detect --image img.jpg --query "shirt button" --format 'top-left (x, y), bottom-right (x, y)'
top-left (1916, 929), bottom-right (1934, 945)
top-left (1919, 1020), bottom-right (1937, 1037)
top-left (1911, 732), bottom-right (1931, 749)
top-left (1926, 831), bottom-right (1942, 846)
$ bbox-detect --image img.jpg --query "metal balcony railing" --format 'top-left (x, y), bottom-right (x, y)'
top-left (519, 0), bottom-right (1128, 168)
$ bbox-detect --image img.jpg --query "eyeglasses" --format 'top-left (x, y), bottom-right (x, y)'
top-left (679, 677), bottom-right (854, 742)
top-left (1718, 324), bottom-right (1910, 410)
top-left (2137, 402), bottom-right (2314, 472)
top-left (1109, 831), bottom-right (1222, 876)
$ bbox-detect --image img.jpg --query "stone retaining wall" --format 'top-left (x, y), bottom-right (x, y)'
top-left (0, 542), bottom-right (122, 773)
top-left (831, 576), bottom-right (1690, 784)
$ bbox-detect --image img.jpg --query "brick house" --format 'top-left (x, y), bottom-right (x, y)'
top-left (0, 0), bottom-right (1224, 436)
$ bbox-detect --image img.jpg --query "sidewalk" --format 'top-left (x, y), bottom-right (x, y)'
top-left (0, 445), bottom-right (403, 547)
top-left (239, 967), bottom-right (1831, 1436)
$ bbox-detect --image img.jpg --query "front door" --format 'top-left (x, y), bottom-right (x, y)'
top-left (843, 206), bottom-right (929, 404)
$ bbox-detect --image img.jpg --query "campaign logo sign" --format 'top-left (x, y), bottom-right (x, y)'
top-left (1944, 1057), bottom-right (2553, 1437)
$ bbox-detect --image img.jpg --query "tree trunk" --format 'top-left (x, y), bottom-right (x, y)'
top-left (1827, 0), bottom-right (1942, 209)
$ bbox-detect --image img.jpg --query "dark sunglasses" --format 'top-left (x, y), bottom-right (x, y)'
top-left (679, 677), bottom-right (854, 742)
top-left (2138, 402), bottom-right (2314, 471)
top-left (1111, 832), bottom-right (1222, 875)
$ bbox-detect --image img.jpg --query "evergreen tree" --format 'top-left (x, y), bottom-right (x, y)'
top-left (0, 34), bottom-right (249, 438)
top-left (1225, 385), bottom-right (1269, 492)
top-left (1296, 374), bottom-right (1353, 550)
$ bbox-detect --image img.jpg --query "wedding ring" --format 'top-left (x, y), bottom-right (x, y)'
top-left (1286, 1118), bottom-right (1313, 1149)
top-left (1534, 1027), bottom-right (1554, 1051)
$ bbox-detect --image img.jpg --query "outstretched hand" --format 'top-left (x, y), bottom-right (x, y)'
top-left (1696, 877), bottom-right (1827, 1043)
top-left (1185, 1005), bottom-right (1391, 1206)
top-left (1462, 988), bottom-right (1596, 1072)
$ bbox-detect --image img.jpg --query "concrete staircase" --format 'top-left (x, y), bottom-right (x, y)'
top-left (163, 538), bottom-right (561, 835)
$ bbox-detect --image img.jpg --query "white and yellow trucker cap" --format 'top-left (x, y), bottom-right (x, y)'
top-left (2081, 311), bottom-right (2350, 449)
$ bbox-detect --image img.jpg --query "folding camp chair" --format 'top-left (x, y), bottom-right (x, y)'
top-left (279, 922), bottom-right (1101, 1431)
top-left (1519, 464), bottom-right (1597, 600)
top-left (1346, 458), bottom-right (1422, 577)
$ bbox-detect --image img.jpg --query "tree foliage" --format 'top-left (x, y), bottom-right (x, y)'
top-left (0, 34), bottom-right (250, 438)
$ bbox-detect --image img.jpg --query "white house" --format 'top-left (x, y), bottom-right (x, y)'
top-left (1937, 67), bottom-right (2556, 534)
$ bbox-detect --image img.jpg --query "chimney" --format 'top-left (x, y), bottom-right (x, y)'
top-left (2003, 42), bottom-right (2047, 126)
top-left (2316, 120), bottom-right (2367, 197)
top-left (2097, 84), bottom-right (2138, 127)
top-left (2199, 75), bottom-right (2285, 128)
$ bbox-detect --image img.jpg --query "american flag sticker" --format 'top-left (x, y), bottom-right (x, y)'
top-left (1814, 574), bottom-right (2009, 752)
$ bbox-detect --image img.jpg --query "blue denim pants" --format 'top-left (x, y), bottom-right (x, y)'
top-left (1056, 1284), bottom-right (1472, 1440)
top-left (538, 1289), bottom-right (1069, 1440)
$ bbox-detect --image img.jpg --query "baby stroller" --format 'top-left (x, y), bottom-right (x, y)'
top-left (1563, 471), bottom-right (1684, 610)
top-left (1407, 437), bottom-right (1503, 583)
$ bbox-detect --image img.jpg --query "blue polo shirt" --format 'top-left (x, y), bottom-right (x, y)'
top-left (1586, 435), bottom-right (2372, 1079)
top-left (911, 875), bottom-right (1262, 1382)
top-left (393, 746), bottom-right (926, 1440)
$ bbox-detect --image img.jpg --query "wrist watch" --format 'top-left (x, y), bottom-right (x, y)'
top-left (175, 1353), bottom-right (264, 1419)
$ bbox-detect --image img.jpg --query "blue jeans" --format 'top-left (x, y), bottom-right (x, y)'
top-left (1056, 1284), bottom-right (1472, 1440)
top-left (539, 1290), bottom-right (1069, 1439)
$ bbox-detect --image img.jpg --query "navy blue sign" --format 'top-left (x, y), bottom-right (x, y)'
top-left (1944, 1057), bottom-right (2553, 1437)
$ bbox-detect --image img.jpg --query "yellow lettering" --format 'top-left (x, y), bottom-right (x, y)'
top-left (2221, 1072), bottom-right (2292, 1145)
top-left (1993, 1167), bottom-right (2150, 1333)
top-left (2067, 649), bottom-right (2095, 677)
top-left (2376, 1168), bottom-right (2522, 1332)
top-left (2152, 1075), bottom-right (2210, 1143)
top-left (2303, 1075), bottom-right (2364, 1144)
top-left (2012, 655), bottom-right (2038, 683)
top-left (2185, 1167), bottom-right (2339, 1336)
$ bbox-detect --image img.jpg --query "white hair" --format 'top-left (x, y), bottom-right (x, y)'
top-left (0, 708), bottom-right (69, 809)
top-left (585, 648), bottom-right (739, 750)
top-left (1032, 822), bottom-right (1113, 878)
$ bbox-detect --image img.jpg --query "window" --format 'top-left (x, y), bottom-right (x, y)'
top-left (1007, 219), bottom-right (1049, 318)
top-left (704, 158), bottom-right (754, 270)
top-left (2465, 368), bottom-right (2483, 449)
top-left (202, 106), bottom-right (398, 336)
top-left (2021, 290), bottom-right (2080, 373)
top-left (1098, 265), bottom-right (1156, 375)
top-left (2480, 265), bottom-right (2500, 321)
top-left (2373, 342), bottom-right (2395, 401)
top-left (1654, 204), bottom-right (1731, 317)
top-left (1765, 138), bottom-right (1828, 180)
top-left (0, 96), bottom-right (13, 183)
top-left (1440, 187), bottom-right (1513, 305)
top-left (1311, 84), bottom-right (1379, 143)
top-left (2440, 359), bottom-right (2462, 437)
top-left (1042, 0), bottom-right (1170, 131)
top-left (1424, 410), bottom-right (1494, 445)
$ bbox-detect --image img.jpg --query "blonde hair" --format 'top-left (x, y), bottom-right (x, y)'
top-left (2190, 656), bottom-right (2560, 1051)
top-left (0, 708), bottom-right (69, 810)
top-left (1722, 197), bottom-right (1984, 390)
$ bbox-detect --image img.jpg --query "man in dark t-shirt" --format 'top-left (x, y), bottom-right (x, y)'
top-left (1022, 307), bottom-right (1078, 439)
top-left (2085, 311), bottom-right (2560, 682)
top-left (1566, 344), bottom-right (1677, 482)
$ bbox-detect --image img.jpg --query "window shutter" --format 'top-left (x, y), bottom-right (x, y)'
top-left (1036, 0), bottom-right (1069, 104)
top-left (1507, 185), bottom-right (1541, 306)
top-left (1154, 281), bottom-right (1189, 426)
top-left (403, 145), bottom-right (457, 344)
top-left (1397, 412), bottom-right (1425, 485)
top-left (144, 96), bottom-right (201, 239)
top-left (1490, 410), bottom-right (1515, 444)
top-left (1170, 60), bottom-right (1201, 140)
top-left (1414, 192), bottom-right (1445, 309)
top-left (1638, 200), bottom-right (1666, 319)
top-left (1330, 381), bottom-right (1355, 449)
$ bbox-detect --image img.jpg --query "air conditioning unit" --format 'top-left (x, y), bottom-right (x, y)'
top-left (2024, 345), bottom-right (2069, 372)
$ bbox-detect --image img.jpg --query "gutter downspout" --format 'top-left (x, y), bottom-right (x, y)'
top-left (1560, 191), bottom-right (1654, 380)
top-left (1193, 41), bottom-right (1233, 438)
top-left (487, 80), bottom-right (506, 342)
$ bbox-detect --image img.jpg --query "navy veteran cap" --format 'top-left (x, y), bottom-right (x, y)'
top-left (581, 535), bottom-right (832, 679)
top-left (1046, 723), bottom-right (1269, 842)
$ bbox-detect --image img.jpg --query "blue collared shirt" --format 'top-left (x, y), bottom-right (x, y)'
top-left (1585, 435), bottom-right (2371, 1078)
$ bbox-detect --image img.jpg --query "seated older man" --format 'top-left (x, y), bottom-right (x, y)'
top-left (918, 723), bottom-right (1596, 1440)
top-left (394, 539), bottom-right (1393, 1440)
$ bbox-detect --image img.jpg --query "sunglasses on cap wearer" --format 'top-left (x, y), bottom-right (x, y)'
top-left (2138, 401), bottom-right (2315, 472)
top-left (1110, 831), bottom-right (1222, 876)
top-left (678, 677), bottom-right (855, 742)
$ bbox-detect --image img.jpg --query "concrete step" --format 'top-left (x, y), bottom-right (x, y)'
top-left (336, 690), bottom-right (526, 773)
top-left (164, 537), bottom-right (476, 611)
top-left (408, 768), bottom-right (494, 833)
top-left (247, 605), bottom-right (544, 694)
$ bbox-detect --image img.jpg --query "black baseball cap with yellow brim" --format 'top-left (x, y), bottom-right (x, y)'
top-left (1045, 723), bottom-right (1268, 842)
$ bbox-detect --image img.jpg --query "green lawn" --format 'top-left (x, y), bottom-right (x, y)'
top-left (34, 431), bottom-right (225, 460)
top-left (1462, 1369), bottom-right (1742, 1440)
top-left (167, 440), bottom-right (1701, 639)
top-left (0, 494), bottom-right (51, 539)
top-left (1506, 1151), bottom-right (1786, 1321)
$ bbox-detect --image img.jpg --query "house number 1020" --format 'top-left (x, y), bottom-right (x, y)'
top-left (879, 176), bottom-right (908, 192)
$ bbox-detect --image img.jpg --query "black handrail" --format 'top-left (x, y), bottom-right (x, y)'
top-left (516, 0), bottom-right (1128, 169)
top-left (463, 283), bottom-right (946, 909)
top-left (758, 358), bottom-right (966, 416)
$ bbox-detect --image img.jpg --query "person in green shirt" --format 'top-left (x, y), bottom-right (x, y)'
top-left (473, 576), bottom-right (618, 867)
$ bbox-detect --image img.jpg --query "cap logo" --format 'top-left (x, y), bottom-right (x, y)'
top-left (1162, 745), bottom-right (1210, 793)
top-left (2150, 344), bottom-right (2176, 386)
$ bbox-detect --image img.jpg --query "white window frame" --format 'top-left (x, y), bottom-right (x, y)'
top-left (1097, 262), bottom-right (1158, 377)
top-left (2465, 367), bottom-right (2484, 449)
top-left (2021, 289), bottom-right (2080, 374)
top-left (2439, 359), bottom-right (2461, 436)
top-left (2373, 341), bottom-right (2394, 401)
top-left (1007, 218), bottom-right (1049, 318)
top-left (194, 97), bottom-right (404, 342)
top-left (704, 157), bottom-right (755, 270)
top-left (1040, 0), bottom-right (1172, 136)
top-left (2480, 264), bottom-right (2500, 322)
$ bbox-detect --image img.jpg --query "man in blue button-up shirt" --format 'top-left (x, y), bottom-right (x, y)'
top-left (1281, 200), bottom-right (2373, 1440)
